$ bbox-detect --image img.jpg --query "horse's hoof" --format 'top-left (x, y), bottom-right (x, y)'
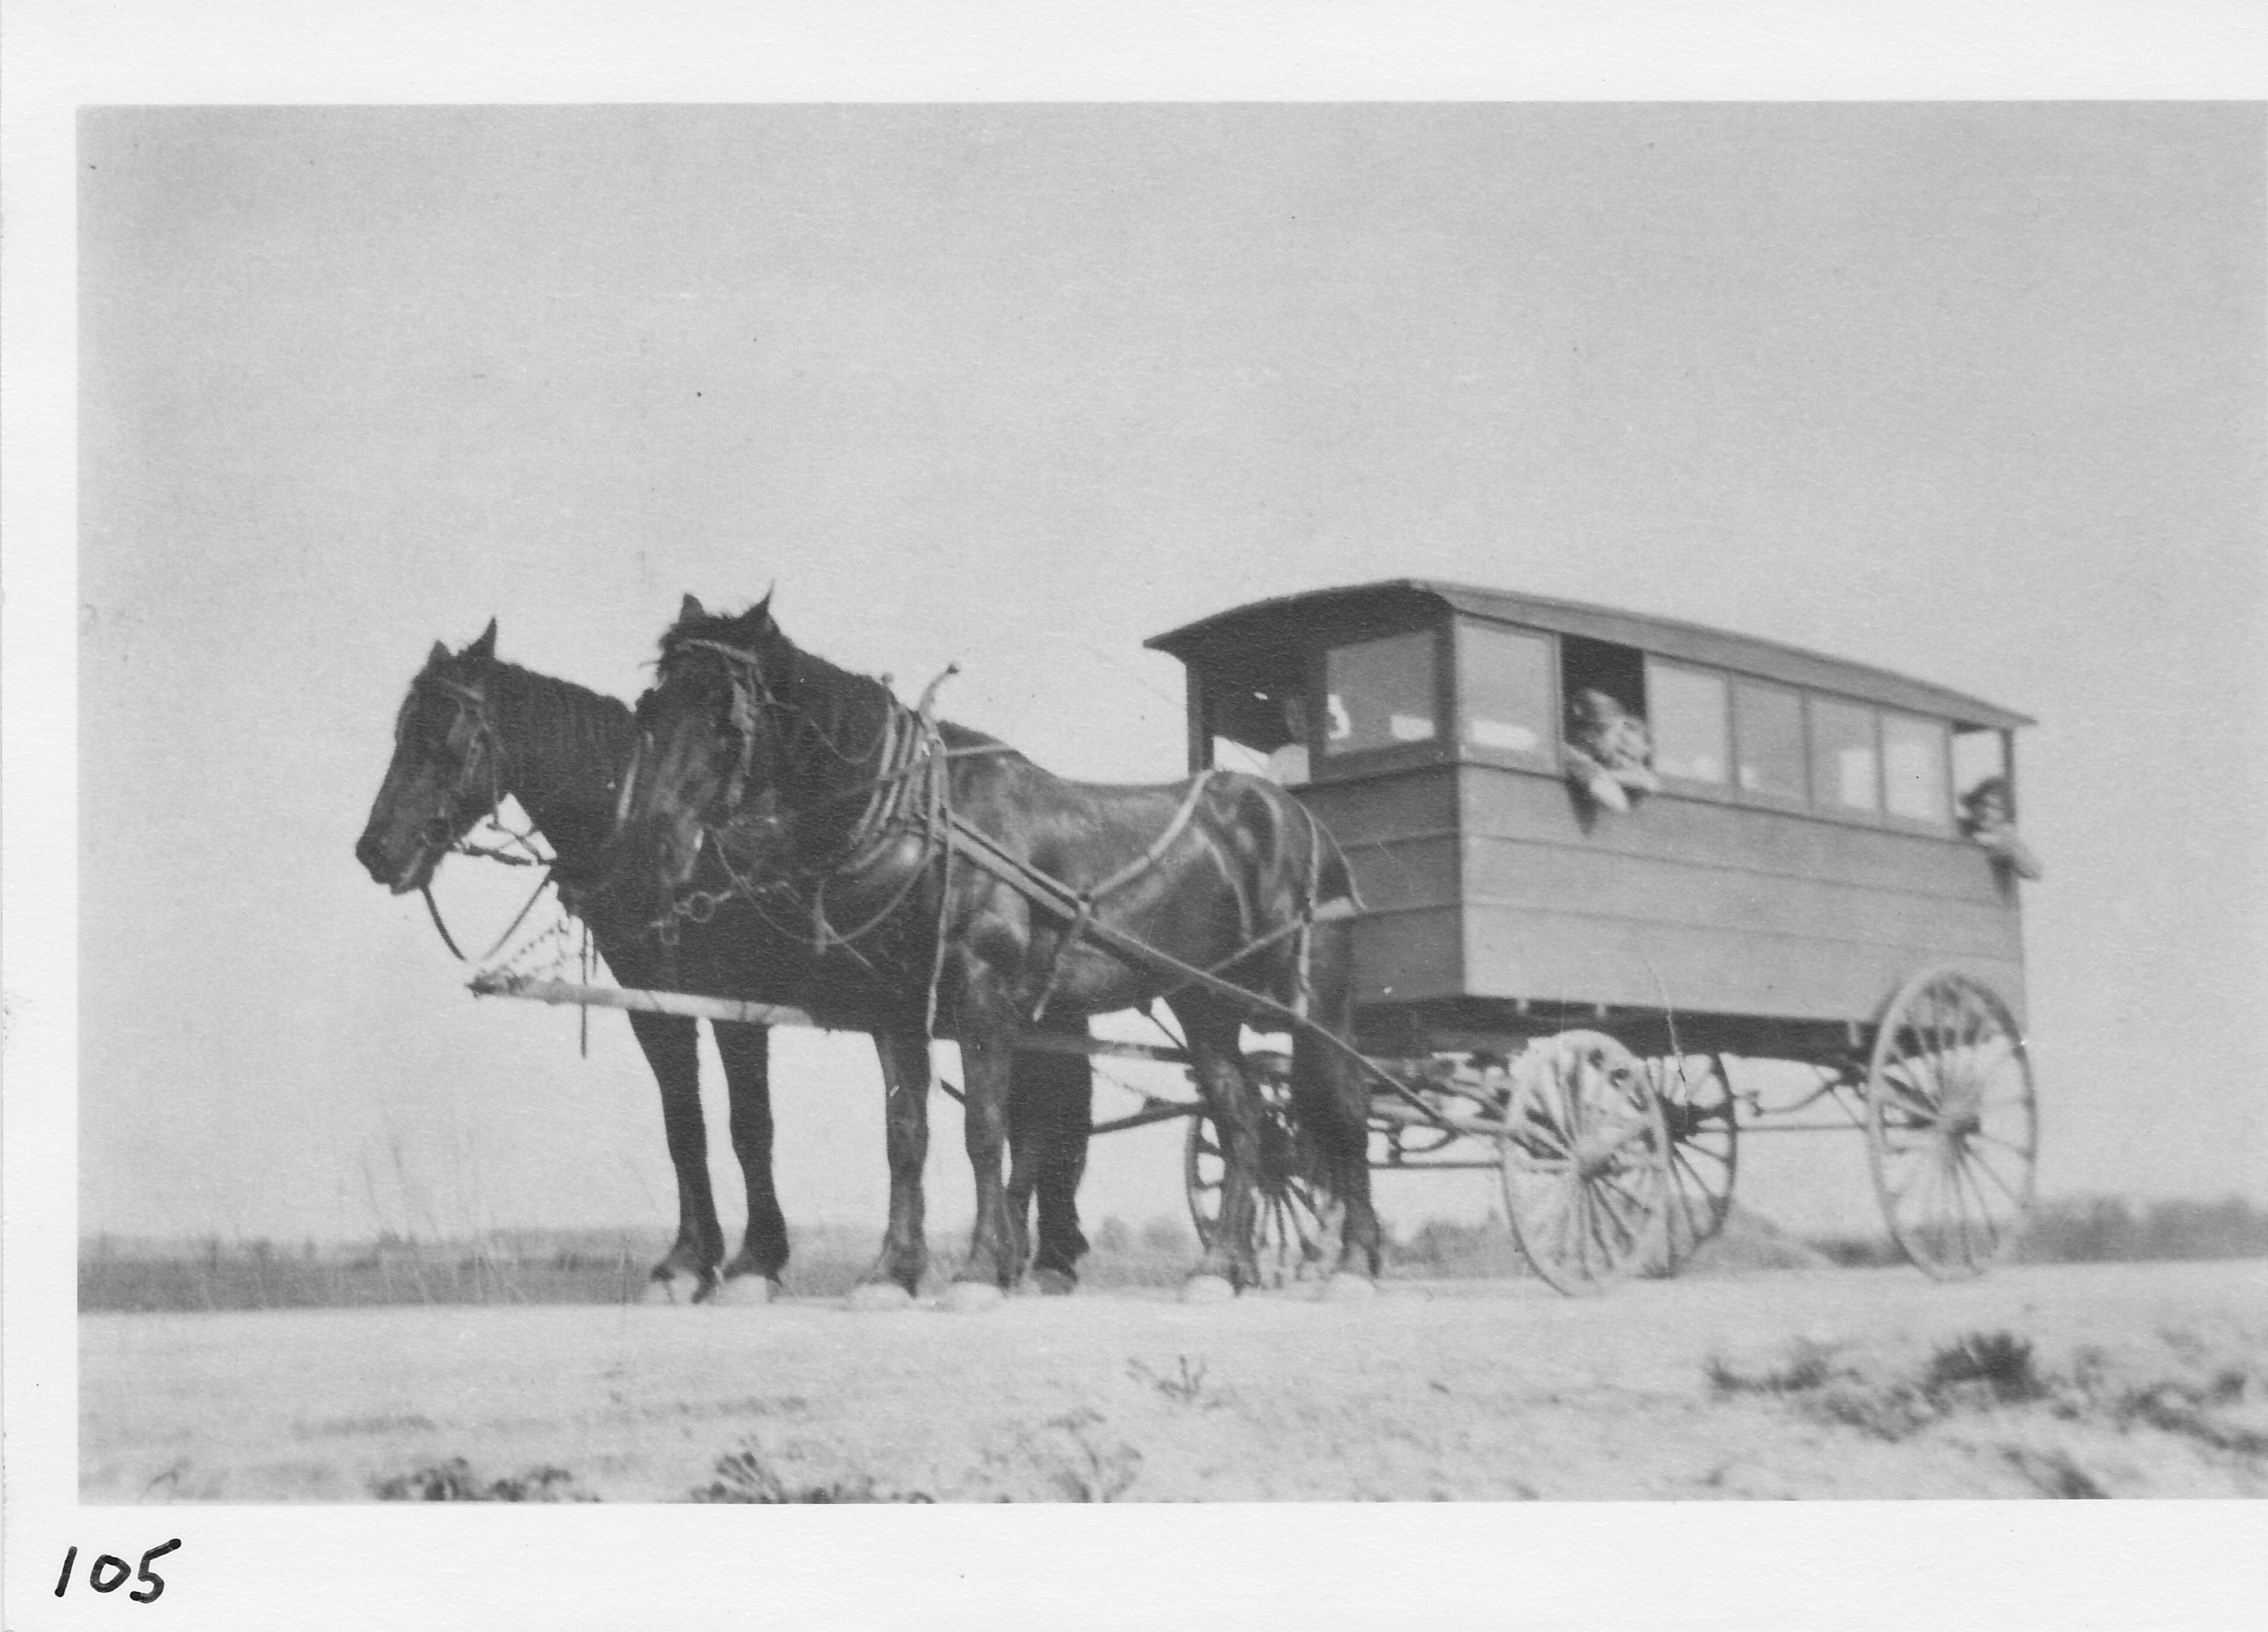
top-left (1322, 1273), bottom-right (1377, 1301)
top-left (711, 1274), bottom-right (780, 1307)
top-left (844, 1282), bottom-right (914, 1313)
top-left (1181, 1274), bottom-right (1237, 1304)
top-left (1030, 1267), bottom-right (1078, 1297)
top-left (941, 1280), bottom-right (1006, 1313)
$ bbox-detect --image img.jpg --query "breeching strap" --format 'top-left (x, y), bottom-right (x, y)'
top-left (938, 808), bottom-right (1446, 1125)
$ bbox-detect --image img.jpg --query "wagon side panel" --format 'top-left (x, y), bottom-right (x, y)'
top-left (1297, 767), bottom-right (1466, 1007)
top-left (1454, 764), bottom-right (2027, 1026)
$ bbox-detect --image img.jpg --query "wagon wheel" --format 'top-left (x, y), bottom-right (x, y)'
top-left (1643, 1054), bottom-right (1739, 1277)
top-left (1865, 967), bottom-right (2037, 1280)
top-left (1184, 1051), bottom-right (1344, 1287)
top-left (1498, 1031), bottom-right (1671, 1295)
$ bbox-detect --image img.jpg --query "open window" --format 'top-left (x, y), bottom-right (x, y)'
top-left (1193, 629), bottom-right (1311, 786)
top-left (1559, 636), bottom-right (1645, 731)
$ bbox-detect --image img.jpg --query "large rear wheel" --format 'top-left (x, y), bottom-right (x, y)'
top-left (1499, 1031), bottom-right (1671, 1295)
top-left (1865, 968), bottom-right (2038, 1279)
top-left (1184, 1051), bottom-right (1343, 1287)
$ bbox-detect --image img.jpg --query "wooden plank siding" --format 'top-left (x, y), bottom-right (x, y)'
top-left (1298, 767), bottom-right (1468, 1005)
top-left (1289, 760), bottom-right (2027, 1021)
top-left (1455, 764), bottom-right (2025, 1024)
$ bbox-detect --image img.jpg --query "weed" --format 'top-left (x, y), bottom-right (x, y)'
top-left (1926, 1332), bottom-right (2044, 1402)
top-left (1127, 1355), bottom-right (1221, 1408)
top-left (1704, 1337), bottom-right (1842, 1396)
top-left (688, 1443), bottom-right (932, 1504)
top-left (987, 1409), bottom-right (1144, 1501)
top-left (1810, 1381), bottom-right (1940, 1442)
top-left (371, 1458), bottom-right (596, 1501)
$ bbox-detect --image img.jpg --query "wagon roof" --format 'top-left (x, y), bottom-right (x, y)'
top-left (1146, 579), bottom-right (2034, 730)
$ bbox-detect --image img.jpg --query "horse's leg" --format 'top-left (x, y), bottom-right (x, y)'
top-left (952, 1001), bottom-right (1022, 1303)
top-left (1174, 1000), bottom-right (1266, 1293)
top-left (624, 1009), bottom-right (724, 1300)
top-left (864, 1029), bottom-right (932, 1299)
top-left (1007, 1016), bottom-right (1093, 1294)
top-left (1293, 918), bottom-right (1383, 1285)
top-left (713, 1021), bottom-right (788, 1298)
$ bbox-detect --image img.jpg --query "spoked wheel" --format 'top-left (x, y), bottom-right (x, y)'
top-left (1865, 967), bottom-right (2038, 1280)
top-left (1183, 1051), bottom-right (1344, 1287)
top-left (1644, 1054), bottom-right (1740, 1277)
top-left (1499, 1031), bottom-right (1671, 1295)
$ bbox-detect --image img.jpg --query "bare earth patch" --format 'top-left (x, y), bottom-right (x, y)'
top-left (83, 1260), bottom-right (2266, 1502)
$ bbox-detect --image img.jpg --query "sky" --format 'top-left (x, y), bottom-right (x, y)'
top-left (72, 102), bottom-right (2265, 1246)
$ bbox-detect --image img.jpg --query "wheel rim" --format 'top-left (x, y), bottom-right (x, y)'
top-left (1865, 969), bottom-right (2037, 1279)
top-left (1499, 1031), bottom-right (1670, 1295)
top-left (1183, 1056), bottom-right (1343, 1286)
top-left (1644, 1054), bottom-right (1739, 1277)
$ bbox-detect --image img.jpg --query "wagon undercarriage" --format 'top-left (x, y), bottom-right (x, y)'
top-left (476, 957), bottom-right (2038, 1297)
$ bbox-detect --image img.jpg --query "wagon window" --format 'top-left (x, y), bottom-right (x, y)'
top-left (1882, 712), bottom-right (1951, 825)
top-left (1810, 698), bottom-right (1880, 813)
top-left (1323, 632), bottom-right (1438, 757)
top-left (1953, 726), bottom-right (2010, 812)
top-left (1733, 681), bottom-right (1806, 801)
top-left (1203, 676), bottom-right (1309, 785)
top-left (1457, 624), bottom-right (1551, 763)
top-left (1644, 660), bottom-right (1729, 784)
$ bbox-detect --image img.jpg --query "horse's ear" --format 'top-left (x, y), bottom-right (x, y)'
top-left (678, 594), bottom-right (707, 625)
top-left (426, 640), bottom-right (451, 668)
top-left (466, 619), bottom-right (498, 663)
top-left (739, 585), bottom-right (775, 632)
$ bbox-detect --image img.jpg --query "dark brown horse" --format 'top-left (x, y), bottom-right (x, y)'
top-left (603, 595), bottom-right (1381, 1300)
top-left (352, 621), bottom-right (1093, 1301)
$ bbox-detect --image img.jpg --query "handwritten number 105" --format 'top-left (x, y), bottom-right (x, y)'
top-left (54, 1541), bottom-right (182, 1603)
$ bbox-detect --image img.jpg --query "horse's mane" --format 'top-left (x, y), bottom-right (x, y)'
top-left (480, 660), bottom-right (636, 797)
top-left (659, 609), bottom-right (1019, 764)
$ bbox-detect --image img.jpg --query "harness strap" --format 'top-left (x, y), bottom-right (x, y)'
top-left (940, 805), bottom-right (1453, 1130)
top-left (422, 883), bottom-right (470, 961)
top-left (1029, 769), bottom-right (1217, 1022)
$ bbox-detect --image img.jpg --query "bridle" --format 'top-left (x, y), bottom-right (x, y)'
top-left (639, 636), bottom-right (957, 953)
top-left (401, 674), bottom-right (552, 962)
top-left (411, 676), bottom-right (505, 855)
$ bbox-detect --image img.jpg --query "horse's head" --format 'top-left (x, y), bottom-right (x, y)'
top-left (607, 592), bottom-right (794, 897)
top-left (354, 619), bottom-right (505, 894)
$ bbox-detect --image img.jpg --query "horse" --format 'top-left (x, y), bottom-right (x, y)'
top-left (351, 620), bottom-right (1094, 1302)
top-left (602, 593), bottom-right (1382, 1301)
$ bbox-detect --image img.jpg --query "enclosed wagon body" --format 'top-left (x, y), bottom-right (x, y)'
top-left (1147, 581), bottom-right (2032, 1059)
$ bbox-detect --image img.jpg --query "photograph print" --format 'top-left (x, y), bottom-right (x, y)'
top-left (56, 98), bottom-right (2268, 1526)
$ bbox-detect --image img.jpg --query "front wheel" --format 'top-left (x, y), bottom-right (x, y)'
top-left (1644, 1054), bottom-right (1739, 1277)
top-left (1183, 1051), bottom-right (1344, 1287)
top-left (1499, 1031), bottom-right (1671, 1295)
top-left (1865, 967), bottom-right (2038, 1279)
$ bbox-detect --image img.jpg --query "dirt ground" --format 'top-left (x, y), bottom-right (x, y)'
top-left (82, 1259), bottom-right (2267, 1502)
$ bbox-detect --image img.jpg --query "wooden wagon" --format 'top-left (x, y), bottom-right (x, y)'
top-left (1145, 579), bottom-right (2039, 1291)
